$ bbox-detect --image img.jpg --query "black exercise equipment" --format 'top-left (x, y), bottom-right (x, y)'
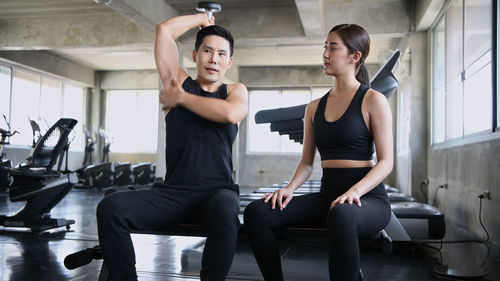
top-left (78, 128), bottom-right (114, 189)
top-left (113, 162), bottom-right (134, 186)
top-left (28, 117), bottom-right (42, 147)
top-left (270, 119), bottom-right (303, 133)
top-left (81, 127), bottom-right (96, 168)
top-left (0, 118), bottom-right (78, 232)
top-left (76, 127), bottom-right (155, 188)
top-left (64, 245), bottom-right (103, 270)
top-left (101, 128), bottom-right (155, 186)
top-left (99, 128), bottom-right (111, 163)
top-left (0, 115), bottom-right (19, 189)
top-left (79, 160), bottom-right (114, 189)
top-left (391, 202), bottom-right (445, 240)
top-left (196, 1), bottom-right (222, 20)
top-left (132, 162), bottom-right (156, 185)
top-left (370, 50), bottom-right (400, 99)
top-left (255, 104), bottom-right (306, 125)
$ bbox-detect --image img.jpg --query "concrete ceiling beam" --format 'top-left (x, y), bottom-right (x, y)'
top-left (414, 0), bottom-right (446, 31)
top-left (294, 0), bottom-right (325, 38)
top-left (104, 0), bottom-right (178, 33)
top-left (323, 0), bottom-right (411, 34)
top-left (0, 13), bottom-right (152, 50)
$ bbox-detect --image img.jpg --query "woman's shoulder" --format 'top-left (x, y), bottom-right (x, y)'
top-left (364, 88), bottom-right (387, 104)
top-left (305, 97), bottom-right (322, 119)
top-left (363, 88), bottom-right (391, 113)
top-left (308, 97), bottom-right (322, 110)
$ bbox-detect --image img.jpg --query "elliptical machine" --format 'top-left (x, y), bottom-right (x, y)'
top-left (78, 127), bottom-right (114, 189)
top-left (98, 128), bottom-right (135, 187)
top-left (0, 115), bottom-right (19, 190)
top-left (28, 117), bottom-right (42, 148)
top-left (81, 127), bottom-right (97, 169)
top-left (0, 118), bottom-right (78, 232)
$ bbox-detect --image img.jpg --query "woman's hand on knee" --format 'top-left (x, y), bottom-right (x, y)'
top-left (330, 190), bottom-right (361, 209)
top-left (262, 188), bottom-right (294, 211)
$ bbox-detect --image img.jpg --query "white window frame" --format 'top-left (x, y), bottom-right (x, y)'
top-left (430, 0), bottom-right (496, 149)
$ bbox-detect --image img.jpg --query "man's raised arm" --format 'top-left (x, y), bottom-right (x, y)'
top-left (154, 14), bottom-right (211, 86)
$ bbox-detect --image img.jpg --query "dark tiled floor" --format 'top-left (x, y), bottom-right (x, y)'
top-left (0, 187), bottom-right (498, 281)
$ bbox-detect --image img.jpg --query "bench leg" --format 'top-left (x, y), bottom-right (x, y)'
top-left (98, 261), bottom-right (110, 281)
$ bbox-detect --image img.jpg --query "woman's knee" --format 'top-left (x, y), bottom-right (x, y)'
top-left (327, 204), bottom-right (359, 231)
top-left (243, 200), bottom-right (269, 227)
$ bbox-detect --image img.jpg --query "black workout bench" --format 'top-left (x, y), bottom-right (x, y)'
top-left (65, 194), bottom-right (393, 281)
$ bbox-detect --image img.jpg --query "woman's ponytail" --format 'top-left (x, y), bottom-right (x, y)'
top-left (356, 63), bottom-right (370, 87)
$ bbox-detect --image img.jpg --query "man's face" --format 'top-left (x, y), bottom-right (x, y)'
top-left (193, 35), bottom-right (233, 83)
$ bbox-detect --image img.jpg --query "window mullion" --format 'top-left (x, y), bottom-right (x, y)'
top-left (461, 0), bottom-right (465, 139)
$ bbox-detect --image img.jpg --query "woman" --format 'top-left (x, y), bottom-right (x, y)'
top-left (243, 24), bottom-right (393, 281)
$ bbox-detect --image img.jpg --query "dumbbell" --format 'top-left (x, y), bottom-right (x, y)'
top-left (196, 1), bottom-right (222, 21)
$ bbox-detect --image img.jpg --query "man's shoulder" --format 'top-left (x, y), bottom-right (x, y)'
top-left (226, 82), bottom-right (247, 96)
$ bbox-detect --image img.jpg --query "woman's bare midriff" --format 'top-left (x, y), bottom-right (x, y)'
top-left (321, 159), bottom-right (374, 169)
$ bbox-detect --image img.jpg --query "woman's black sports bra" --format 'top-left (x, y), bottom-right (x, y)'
top-left (313, 84), bottom-right (374, 161)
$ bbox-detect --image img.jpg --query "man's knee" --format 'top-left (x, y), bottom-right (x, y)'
top-left (96, 194), bottom-right (125, 223)
top-left (206, 189), bottom-right (240, 226)
top-left (211, 189), bottom-right (239, 213)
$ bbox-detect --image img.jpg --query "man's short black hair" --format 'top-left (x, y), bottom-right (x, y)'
top-left (195, 25), bottom-right (234, 57)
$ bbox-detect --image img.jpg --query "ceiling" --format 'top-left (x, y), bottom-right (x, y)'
top-left (0, 0), bottom-right (415, 72)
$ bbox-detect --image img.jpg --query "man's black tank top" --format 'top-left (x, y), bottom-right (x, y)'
top-left (164, 77), bottom-right (238, 187)
top-left (313, 84), bottom-right (374, 161)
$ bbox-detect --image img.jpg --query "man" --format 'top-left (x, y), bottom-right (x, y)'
top-left (96, 12), bottom-right (247, 281)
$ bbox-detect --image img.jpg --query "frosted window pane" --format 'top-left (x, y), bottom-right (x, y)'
top-left (447, 77), bottom-right (463, 139)
top-left (464, 0), bottom-right (492, 68)
top-left (433, 17), bottom-right (446, 143)
top-left (105, 90), bottom-right (159, 153)
top-left (446, 1), bottom-right (463, 81)
top-left (281, 90), bottom-right (309, 107)
top-left (464, 62), bottom-right (492, 135)
top-left (248, 91), bottom-right (280, 152)
top-left (0, 66), bottom-right (11, 120)
top-left (63, 84), bottom-right (86, 150)
top-left (40, 78), bottom-right (62, 127)
top-left (10, 72), bottom-right (40, 145)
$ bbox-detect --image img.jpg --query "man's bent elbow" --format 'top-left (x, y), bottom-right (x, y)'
top-left (226, 110), bottom-right (247, 125)
top-left (225, 114), bottom-right (240, 125)
top-left (156, 22), bottom-right (171, 36)
top-left (156, 23), bottom-right (164, 34)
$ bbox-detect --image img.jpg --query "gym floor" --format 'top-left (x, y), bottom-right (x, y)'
top-left (0, 187), bottom-right (498, 281)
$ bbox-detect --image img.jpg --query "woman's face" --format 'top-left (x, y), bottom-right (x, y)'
top-left (322, 31), bottom-right (354, 77)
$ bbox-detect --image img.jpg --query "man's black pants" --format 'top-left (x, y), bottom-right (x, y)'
top-left (96, 183), bottom-right (240, 281)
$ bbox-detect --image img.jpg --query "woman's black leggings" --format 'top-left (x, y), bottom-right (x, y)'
top-left (243, 167), bottom-right (391, 281)
top-left (96, 183), bottom-right (240, 281)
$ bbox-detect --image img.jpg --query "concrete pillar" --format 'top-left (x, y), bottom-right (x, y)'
top-left (408, 32), bottom-right (428, 201)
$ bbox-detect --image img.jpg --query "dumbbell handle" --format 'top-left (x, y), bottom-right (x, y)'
top-left (206, 11), bottom-right (213, 21)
